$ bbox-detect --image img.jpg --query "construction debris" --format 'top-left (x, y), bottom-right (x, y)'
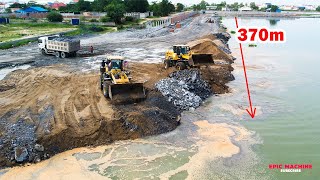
top-left (156, 69), bottom-right (212, 110)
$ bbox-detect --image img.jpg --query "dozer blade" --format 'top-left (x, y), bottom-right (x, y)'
top-left (109, 83), bottom-right (146, 104)
top-left (188, 54), bottom-right (214, 66)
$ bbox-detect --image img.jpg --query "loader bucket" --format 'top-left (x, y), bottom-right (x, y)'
top-left (109, 83), bottom-right (146, 104)
top-left (189, 54), bottom-right (214, 66)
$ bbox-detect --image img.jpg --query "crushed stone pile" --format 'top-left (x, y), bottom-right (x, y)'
top-left (52, 37), bottom-right (78, 42)
top-left (213, 32), bottom-right (231, 45)
top-left (0, 118), bottom-right (45, 165)
top-left (156, 69), bottom-right (212, 111)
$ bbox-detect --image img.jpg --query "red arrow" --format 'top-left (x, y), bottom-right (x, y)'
top-left (235, 17), bottom-right (257, 119)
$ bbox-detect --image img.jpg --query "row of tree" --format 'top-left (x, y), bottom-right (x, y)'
top-left (191, 1), bottom-right (279, 12)
top-left (57, 0), bottom-right (184, 23)
top-left (58, 0), bottom-right (183, 16)
top-left (192, 0), bottom-right (320, 12)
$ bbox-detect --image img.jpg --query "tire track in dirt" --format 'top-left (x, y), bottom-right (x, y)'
top-left (0, 64), bottom-right (181, 167)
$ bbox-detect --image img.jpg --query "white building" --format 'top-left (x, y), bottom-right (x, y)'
top-left (0, 2), bottom-right (5, 9)
top-left (239, 7), bottom-right (252, 12)
top-left (279, 5), bottom-right (303, 11)
top-left (125, 12), bottom-right (154, 19)
top-left (258, 3), bottom-right (272, 9)
top-left (206, 6), bottom-right (217, 10)
top-left (0, 2), bottom-right (6, 13)
top-left (221, 7), bottom-right (231, 11)
top-left (304, 5), bottom-right (316, 11)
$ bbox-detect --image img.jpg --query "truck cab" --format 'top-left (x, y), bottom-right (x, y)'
top-left (38, 37), bottom-right (48, 50)
top-left (38, 36), bottom-right (58, 49)
top-left (38, 36), bottom-right (59, 55)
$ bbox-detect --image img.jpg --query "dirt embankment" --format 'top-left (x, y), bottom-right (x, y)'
top-left (0, 33), bottom-right (234, 167)
top-left (0, 64), bottom-right (180, 167)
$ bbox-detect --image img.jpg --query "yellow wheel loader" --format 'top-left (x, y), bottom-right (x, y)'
top-left (164, 45), bottom-right (214, 70)
top-left (100, 56), bottom-right (146, 103)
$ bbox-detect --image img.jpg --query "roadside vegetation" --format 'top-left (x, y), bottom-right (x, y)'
top-left (47, 12), bottom-right (63, 22)
top-left (0, 22), bottom-right (76, 43)
top-left (0, 39), bottom-right (35, 50)
top-left (0, 20), bottom-right (114, 50)
top-left (58, 0), bottom-right (180, 24)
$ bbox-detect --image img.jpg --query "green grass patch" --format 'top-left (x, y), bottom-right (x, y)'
top-left (0, 39), bottom-right (36, 50)
top-left (0, 23), bottom-right (76, 42)
top-left (8, 22), bottom-right (74, 28)
top-left (65, 24), bottom-right (115, 36)
top-left (0, 23), bottom-right (115, 49)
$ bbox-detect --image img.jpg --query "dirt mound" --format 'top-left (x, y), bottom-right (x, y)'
top-left (188, 38), bottom-right (234, 63)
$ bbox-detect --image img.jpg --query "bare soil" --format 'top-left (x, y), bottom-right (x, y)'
top-left (0, 15), bottom-right (235, 167)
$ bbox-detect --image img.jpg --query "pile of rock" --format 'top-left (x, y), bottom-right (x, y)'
top-left (0, 118), bottom-right (45, 164)
top-left (156, 69), bottom-right (212, 111)
top-left (53, 37), bottom-right (78, 42)
top-left (213, 32), bottom-right (231, 45)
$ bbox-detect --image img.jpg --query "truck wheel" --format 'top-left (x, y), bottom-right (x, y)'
top-left (108, 85), bottom-right (113, 100)
top-left (61, 52), bottom-right (67, 59)
top-left (103, 82), bottom-right (109, 98)
top-left (55, 52), bottom-right (60, 58)
top-left (100, 78), bottom-right (103, 90)
top-left (100, 74), bottom-right (105, 90)
top-left (164, 60), bottom-right (170, 69)
top-left (41, 49), bottom-right (46, 55)
top-left (176, 62), bottom-right (186, 70)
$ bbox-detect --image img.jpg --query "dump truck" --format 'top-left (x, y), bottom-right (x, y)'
top-left (164, 45), bottom-right (214, 70)
top-left (38, 35), bottom-right (80, 58)
top-left (100, 56), bottom-right (146, 103)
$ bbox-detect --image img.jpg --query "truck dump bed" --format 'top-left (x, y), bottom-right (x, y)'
top-left (47, 38), bottom-right (80, 53)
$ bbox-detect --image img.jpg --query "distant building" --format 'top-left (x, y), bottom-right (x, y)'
top-left (259, 3), bottom-right (272, 9)
top-left (304, 5), bottom-right (316, 11)
top-left (206, 6), bottom-right (217, 10)
top-left (0, 2), bottom-right (5, 13)
top-left (265, 3), bottom-right (272, 8)
top-left (0, 2), bottom-right (5, 8)
top-left (276, 9), bottom-right (282, 13)
top-left (125, 12), bottom-right (153, 19)
top-left (15, 6), bottom-right (48, 14)
top-left (221, 7), bottom-right (231, 11)
top-left (280, 5), bottom-right (294, 11)
top-left (239, 7), bottom-right (252, 12)
top-left (51, 2), bottom-right (66, 10)
top-left (10, 7), bottom-right (21, 12)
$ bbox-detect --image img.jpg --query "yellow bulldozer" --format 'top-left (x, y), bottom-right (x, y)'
top-left (100, 56), bottom-right (146, 103)
top-left (164, 45), bottom-right (214, 70)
